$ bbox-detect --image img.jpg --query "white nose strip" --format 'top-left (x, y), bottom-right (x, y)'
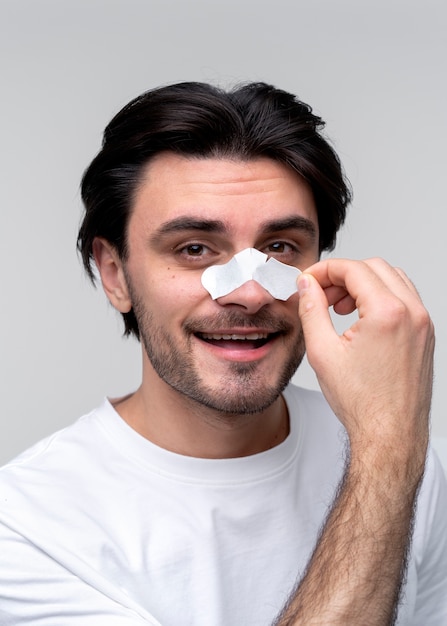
top-left (201, 248), bottom-right (301, 301)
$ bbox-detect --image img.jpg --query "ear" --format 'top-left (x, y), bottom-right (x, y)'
top-left (92, 237), bottom-right (132, 313)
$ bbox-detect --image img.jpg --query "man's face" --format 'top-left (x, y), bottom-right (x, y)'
top-left (122, 153), bottom-right (319, 415)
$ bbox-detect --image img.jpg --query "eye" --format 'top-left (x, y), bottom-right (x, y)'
top-left (173, 241), bottom-right (220, 266)
top-left (266, 242), bottom-right (289, 254)
top-left (183, 244), bottom-right (206, 256)
top-left (263, 241), bottom-right (298, 256)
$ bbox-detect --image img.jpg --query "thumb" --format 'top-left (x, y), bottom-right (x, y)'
top-left (297, 273), bottom-right (338, 368)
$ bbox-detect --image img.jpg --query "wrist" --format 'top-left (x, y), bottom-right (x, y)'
top-left (346, 439), bottom-right (427, 501)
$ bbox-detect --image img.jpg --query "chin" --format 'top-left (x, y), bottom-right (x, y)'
top-left (177, 368), bottom-right (293, 417)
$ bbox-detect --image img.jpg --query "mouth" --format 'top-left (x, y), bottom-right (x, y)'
top-left (195, 331), bottom-right (280, 350)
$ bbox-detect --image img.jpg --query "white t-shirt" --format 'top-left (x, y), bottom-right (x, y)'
top-left (0, 385), bottom-right (446, 625)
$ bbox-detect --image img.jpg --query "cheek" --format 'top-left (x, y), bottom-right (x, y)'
top-left (286, 292), bottom-right (300, 308)
top-left (281, 294), bottom-right (301, 331)
top-left (149, 271), bottom-right (208, 313)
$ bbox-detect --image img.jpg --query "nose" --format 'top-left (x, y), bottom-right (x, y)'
top-left (215, 279), bottom-right (275, 314)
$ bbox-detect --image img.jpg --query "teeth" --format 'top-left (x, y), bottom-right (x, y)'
top-left (201, 332), bottom-right (268, 341)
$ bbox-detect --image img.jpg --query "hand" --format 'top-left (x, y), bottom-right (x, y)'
top-left (297, 258), bottom-right (434, 477)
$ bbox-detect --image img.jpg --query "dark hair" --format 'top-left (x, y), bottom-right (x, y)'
top-left (78, 81), bottom-right (351, 338)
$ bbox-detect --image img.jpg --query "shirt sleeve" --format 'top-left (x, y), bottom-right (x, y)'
top-left (0, 522), bottom-right (162, 626)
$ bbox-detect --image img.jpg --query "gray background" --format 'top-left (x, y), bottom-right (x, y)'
top-left (1, 0), bottom-right (446, 467)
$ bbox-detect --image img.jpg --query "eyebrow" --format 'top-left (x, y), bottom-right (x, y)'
top-left (153, 217), bottom-right (227, 239)
top-left (260, 216), bottom-right (317, 242)
top-left (151, 214), bottom-right (317, 243)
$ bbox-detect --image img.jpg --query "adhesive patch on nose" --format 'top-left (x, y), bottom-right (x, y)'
top-left (201, 248), bottom-right (301, 301)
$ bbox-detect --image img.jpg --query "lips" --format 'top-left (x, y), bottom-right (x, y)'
top-left (186, 311), bottom-right (291, 356)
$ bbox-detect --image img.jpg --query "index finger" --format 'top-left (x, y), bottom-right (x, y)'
top-left (303, 258), bottom-right (422, 309)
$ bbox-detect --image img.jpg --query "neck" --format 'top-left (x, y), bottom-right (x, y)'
top-left (112, 374), bottom-right (290, 459)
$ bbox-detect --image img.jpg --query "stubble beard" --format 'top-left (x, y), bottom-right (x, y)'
top-left (130, 291), bottom-right (305, 417)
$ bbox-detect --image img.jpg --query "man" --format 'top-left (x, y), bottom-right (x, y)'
top-left (0, 82), bottom-right (446, 625)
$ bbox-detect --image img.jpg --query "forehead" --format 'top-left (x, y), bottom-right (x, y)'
top-left (131, 153), bottom-right (318, 231)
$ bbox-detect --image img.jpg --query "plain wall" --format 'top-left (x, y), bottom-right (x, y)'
top-left (1, 0), bottom-right (446, 466)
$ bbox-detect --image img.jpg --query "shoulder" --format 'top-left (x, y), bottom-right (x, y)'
top-left (0, 401), bottom-right (117, 548)
top-left (283, 384), bottom-right (347, 488)
top-left (283, 383), bottom-right (335, 416)
top-left (414, 445), bottom-right (447, 545)
top-left (0, 401), bottom-right (111, 489)
top-left (284, 383), bottom-right (346, 443)
top-left (405, 446), bottom-right (447, 622)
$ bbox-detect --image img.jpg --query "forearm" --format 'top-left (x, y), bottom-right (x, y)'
top-left (281, 260), bottom-right (434, 625)
top-left (274, 445), bottom-right (425, 626)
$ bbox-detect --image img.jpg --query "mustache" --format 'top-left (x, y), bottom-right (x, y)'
top-left (184, 310), bottom-right (295, 334)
